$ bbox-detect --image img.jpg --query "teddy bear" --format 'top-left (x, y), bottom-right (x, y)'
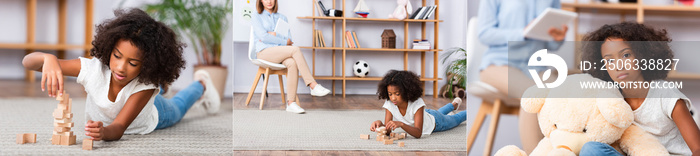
top-left (495, 74), bottom-right (668, 156)
top-left (388, 0), bottom-right (412, 20)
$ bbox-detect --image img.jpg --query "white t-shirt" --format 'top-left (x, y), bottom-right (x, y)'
top-left (382, 98), bottom-right (435, 136)
top-left (77, 57), bottom-right (160, 135)
top-left (633, 80), bottom-right (694, 155)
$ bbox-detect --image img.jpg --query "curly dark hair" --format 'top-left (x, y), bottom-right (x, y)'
top-left (377, 70), bottom-right (423, 102)
top-left (90, 9), bottom-right (185, 87)
top-left (581, 22), bottom-right (673, 82)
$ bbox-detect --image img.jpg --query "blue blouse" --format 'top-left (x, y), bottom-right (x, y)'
top-left (477, 0), bottom-right (564, 73)
top-left (252, 10), bottom-right (292, 53)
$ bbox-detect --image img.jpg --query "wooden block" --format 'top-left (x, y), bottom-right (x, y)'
top-left (383, 139), bottom-right (393, 145)
top-left (60, 135), bottom-right (76, 145)
top-left (52, 134), bottom-right (61, 145)
top-left (400, 133), bottom-right (406, 138)
top-left (16, 134), bottom-right (24, 144)
top-left (54, 122), bottom-right (74, 127)
top-left (376, 136), bottom-right (382, 141)
top-left (360, 134), bottom-right (370, 140)
top-left (53, 131), bottom-right (73, 136)
top-left (25, 133), bottom-right (36, 143)
top-left (17, 133), bottom-right (37, 144)
top-left (54, 126), bottom-right (71, 132)
top-left (398, 141), bottom-right (405, 147)
top-left (390, 132), bottom-right (396, 138)
top-left (56, 94), bottom-right (64, 101)
top-left (67, 98), bottom-right (72, 112)
top-left (83, 139), bottom-right (93, 150)
top-left (54, 118), bottom-right (72, 123)
top-left (53, 109), bottom-right (66, 118)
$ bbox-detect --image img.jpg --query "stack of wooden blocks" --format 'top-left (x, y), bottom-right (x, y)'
top-left (51, 92), bottom-right (76, 146)
top-left (361, 126), bottom-right (406, 147)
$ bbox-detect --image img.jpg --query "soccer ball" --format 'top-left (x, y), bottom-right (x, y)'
top-left (353, 60), bottom-right (370, 78)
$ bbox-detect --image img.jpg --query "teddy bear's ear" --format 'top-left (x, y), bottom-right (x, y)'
top-left (596, 96), bottom-right (634, 128)
top-left (521, 85), bottom-right (549, 113)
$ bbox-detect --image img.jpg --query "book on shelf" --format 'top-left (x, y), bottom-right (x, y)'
top-left (423, 5), bottom-right (437, 19)
top-left (320, 30), bottom-right (327, 47)
top-left (313, 29), bottom-right (328, 47)
top-left (408, 6), bottom-right (424, 19)
top-left (412, 39), bottom-right (431, 49)
top-left (346, 31), bottom-right (357, 48)
top-left (412, 5), bottom-right (437, 20)
top-left (352, 31), bottom-right (360, 48)
top-left (313, 30), bottom-right (318, 47)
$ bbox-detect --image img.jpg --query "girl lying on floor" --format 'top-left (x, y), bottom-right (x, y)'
top-left (369, 70), bottom-right (466, 138)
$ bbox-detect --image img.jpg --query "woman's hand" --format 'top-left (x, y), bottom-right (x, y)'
top-left (370, 120), bottom-right (384, 132)
top-left (548, 24), bottom-right (568, 41)
top-left (41, 54), bottom-right (64, 97)
top-left (385, 121), bottom-right (405, 131)
top-left (287, 39), bottom-right (294, 45)
top-left (268, 31), bottom-right (277, 36)
top-left (85, 120), bottom-right (105, 141)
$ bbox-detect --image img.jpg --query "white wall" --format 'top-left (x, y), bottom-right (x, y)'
top-left (0, 0), bottom-right (234, 97)
top-left (232, 0), bottom-right (468, 95)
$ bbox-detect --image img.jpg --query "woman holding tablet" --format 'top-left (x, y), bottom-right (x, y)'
top-left (477, 0), bottom-right (568, 154)
top-left (252, 0), bottom-right (331, 114)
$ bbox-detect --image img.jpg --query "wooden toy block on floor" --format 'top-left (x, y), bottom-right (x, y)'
top-left (360, 134), bottom-right (370, 140)
top-left (398, 142), bottom-right (405, 147)
top-left (83, 139), bottom-right (93, 150)
top-left (16, 133), bottom-right (37, 144)
top-left (52, 134), bottom-right (61, 145)
top-left (383, 139), bottom-right (393, 145)
top-left (390, 132), bottom-right (396, 138)
top-left (59, 135), bottom-right (76, 145)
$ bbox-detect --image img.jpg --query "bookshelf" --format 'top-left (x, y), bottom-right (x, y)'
top-left (0, 0), bottom-right (94, 82)
top-left (297, 0), bottom-right (443, 98)
top-left (563, 0), bottom-right (700, 80)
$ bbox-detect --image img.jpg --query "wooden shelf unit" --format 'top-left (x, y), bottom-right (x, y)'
top-left (298, 0), bottom-right (443, 98)
top-left (3, 0), bottom-right (94, 82)
top-left (563, 0), bottom-right (700, 80)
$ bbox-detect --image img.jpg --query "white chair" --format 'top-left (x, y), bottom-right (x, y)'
top-left (465, 17), bottom-right (521, 156)
top-left (245, 26), bottom-right (299, 109)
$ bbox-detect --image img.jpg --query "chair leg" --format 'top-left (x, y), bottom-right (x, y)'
top-left (259, 68), bottom-right (271, 110)
top-left (245, 69), bottom-right (264, 106)
top-left (278, 75), bottom-right (286, 104)
top-left (467, 101), bottom-right (491, 154)
top-left (484, 99), bottom-right (503, 156)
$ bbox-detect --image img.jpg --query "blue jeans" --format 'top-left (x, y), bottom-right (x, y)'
top-left (426, 103), bottom-right (467, 132)
top-left (579, 141), bottom-right (623, 156)
top-left (154, 82), bottom-right (204, 129)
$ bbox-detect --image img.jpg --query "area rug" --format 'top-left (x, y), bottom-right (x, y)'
top-left (0, 98), bottom-right (232, 155)
top-left (233, 109), bottom-right (466, 151)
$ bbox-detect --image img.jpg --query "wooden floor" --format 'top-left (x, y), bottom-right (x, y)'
top-left (233, 93), bottom-right (467, 156)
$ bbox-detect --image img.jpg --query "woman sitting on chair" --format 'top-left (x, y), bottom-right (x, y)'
top-left (252, 0), bottom-right (331, 114)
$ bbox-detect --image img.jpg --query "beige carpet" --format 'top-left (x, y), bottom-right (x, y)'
top-left (233, 109), bottom-right (467, 151)
top-left (0, 98), bottom-right (232, 155)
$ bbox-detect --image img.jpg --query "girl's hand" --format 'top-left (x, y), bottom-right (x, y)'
top-left (268, 31), bottom-right (277, 36)
top-left (548, 25), bottom-right (568, 41)
top-left (370, 120), bottom-right (383, 132)
top-left (385, 121), bottom-right (405, 131)
top-left (41, 54), bottom-right (64, 97)
top-left (287, 39), bottom-right (293, 45)
top-left (85, 120), bottom-right (104, 141)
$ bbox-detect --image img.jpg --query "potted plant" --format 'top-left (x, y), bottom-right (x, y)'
top-left (141, 0), bottom-right (232, 97)
top-left (439, 47), bottom-right (467, 99)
